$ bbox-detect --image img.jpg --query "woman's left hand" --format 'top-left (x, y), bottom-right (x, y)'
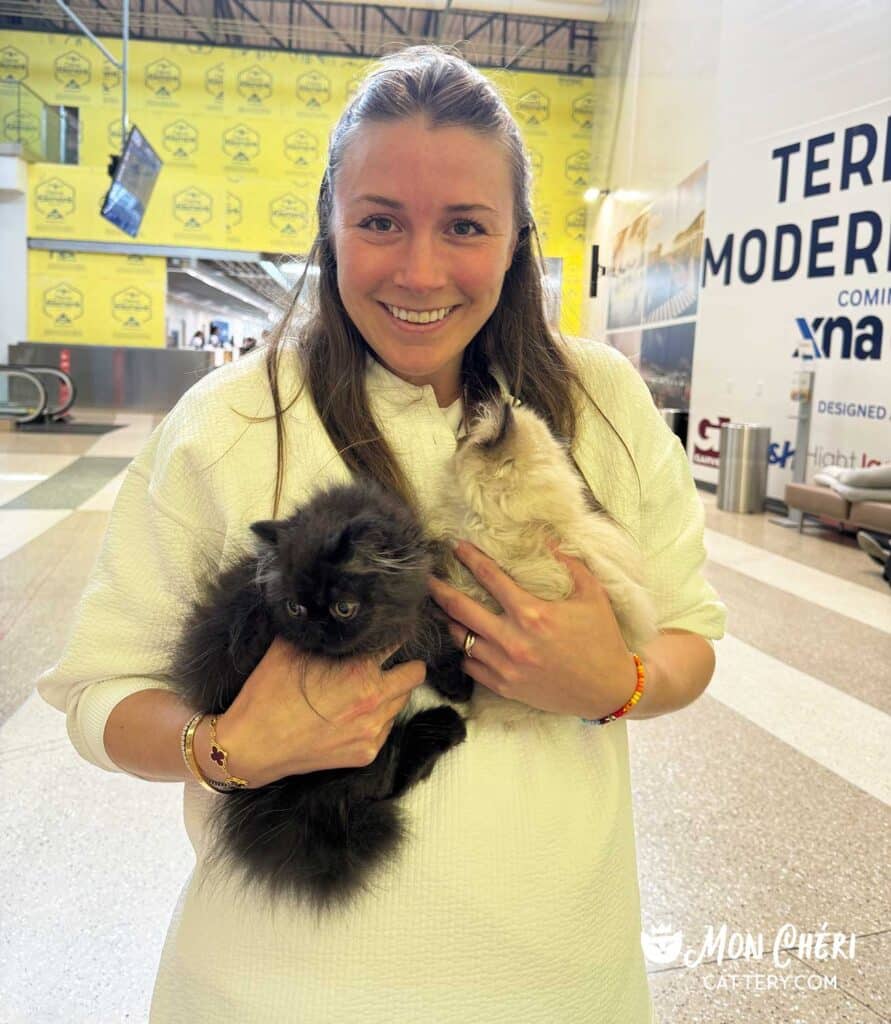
top-left (426, 539), bottom-right (638, 719)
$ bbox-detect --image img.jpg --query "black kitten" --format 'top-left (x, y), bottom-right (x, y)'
top-left (169, 479), bottom-right (472, 912)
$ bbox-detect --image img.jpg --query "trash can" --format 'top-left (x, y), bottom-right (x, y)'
top-left (717, 423), bottom-right (771, 513)
top-left (660, 408), bottom-right (689, 449)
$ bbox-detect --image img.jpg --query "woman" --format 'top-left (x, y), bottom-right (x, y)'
top-left (37, 45), bottom-right (725, 1022)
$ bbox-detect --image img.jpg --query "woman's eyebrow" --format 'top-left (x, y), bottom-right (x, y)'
top-left (352, 193), bottom-right (498, 215)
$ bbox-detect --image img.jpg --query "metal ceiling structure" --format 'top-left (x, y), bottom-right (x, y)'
top-left (0, 0), bottom-right (617, 75)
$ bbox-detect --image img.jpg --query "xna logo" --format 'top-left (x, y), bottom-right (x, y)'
top-left (793, 316), bottom-right (883, 361)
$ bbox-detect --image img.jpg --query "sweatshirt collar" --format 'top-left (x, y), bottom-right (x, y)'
top-left (364, 350), bottom-right (514, 408)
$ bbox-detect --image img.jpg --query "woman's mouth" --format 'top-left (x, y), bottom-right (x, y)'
top-left (379, 302), bottom-right (459, 330)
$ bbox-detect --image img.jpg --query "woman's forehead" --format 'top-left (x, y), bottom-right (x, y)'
top-left (334, 117), bottom-right (513, 212)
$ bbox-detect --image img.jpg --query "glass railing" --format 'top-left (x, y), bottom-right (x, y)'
top-left (0, 79), bottom-right (71, 163)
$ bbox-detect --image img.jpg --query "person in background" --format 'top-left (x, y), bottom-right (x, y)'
top-left (189, 329), bottom-right (205, 348)
top-left (35, 45), bottom-right (724, 1023)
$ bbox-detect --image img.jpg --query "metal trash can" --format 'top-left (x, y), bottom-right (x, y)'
top-left (717, 423), bottom-right (771, 513)
top-left (660, 408), bottom-right (689, 449)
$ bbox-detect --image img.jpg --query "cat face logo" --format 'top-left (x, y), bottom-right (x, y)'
top-left (572, 93), bottom-right (594, 130)
top-left (565, 151), bottom-right (590, 187)
top-left (641, 926), bottom-right (684, 965)
top-left (516, 89), bottom-right (550, 126)
top-left (112, 287), bottom-right (152, 328)
top-left (54, 51), bottom-right (91, 91)
top-left (269, 193), bottom-right (308, 235)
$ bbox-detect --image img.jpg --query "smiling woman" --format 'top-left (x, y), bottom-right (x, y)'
top-left (329, 115), bottom-right (519, 405)
top-left (36, 42), bottom-right (724, 1024)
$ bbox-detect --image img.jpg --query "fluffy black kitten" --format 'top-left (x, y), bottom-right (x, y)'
top-left (169, 479), bottom-right (471, 912)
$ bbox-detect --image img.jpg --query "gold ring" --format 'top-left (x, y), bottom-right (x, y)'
top-left (463, 629), bottom-right (477, 658)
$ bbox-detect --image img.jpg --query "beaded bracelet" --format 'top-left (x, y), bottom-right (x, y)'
top-left (582, 653), bottom-right (646, 725)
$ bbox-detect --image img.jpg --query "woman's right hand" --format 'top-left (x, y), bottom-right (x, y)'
top-left (204, 636), bottom-right (427, 788)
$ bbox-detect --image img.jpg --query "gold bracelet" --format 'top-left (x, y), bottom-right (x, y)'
top-left (208, 716), bottom-right (249, 789)
top-left (181, 711), bottom-right (217, 793)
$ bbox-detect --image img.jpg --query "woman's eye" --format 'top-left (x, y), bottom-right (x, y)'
top-left (359, 216), bottom-right (395, 232)
top-left (285, 600), bottom-right (307, 618)
top-left (452, 219), bottom-right (486, 237)
top-left (330, 599), bottom-right (360, 620)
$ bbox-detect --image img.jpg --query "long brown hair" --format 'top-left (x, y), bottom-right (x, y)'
top-left (263, 44), bottom-right (591, 517)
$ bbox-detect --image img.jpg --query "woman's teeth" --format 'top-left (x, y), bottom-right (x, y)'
top-left (385, 304), bottom-right (454, 324)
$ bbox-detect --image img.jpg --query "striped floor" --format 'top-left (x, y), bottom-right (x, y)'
top-left (0, 410), bottom-right (888, 1024)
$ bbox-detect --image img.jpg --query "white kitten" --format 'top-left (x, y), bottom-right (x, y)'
top-left (427, 400), bottom-right (657, 728)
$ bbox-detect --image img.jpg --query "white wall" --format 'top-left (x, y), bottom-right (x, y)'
top-left (585, 0), bottom-right (891, 493)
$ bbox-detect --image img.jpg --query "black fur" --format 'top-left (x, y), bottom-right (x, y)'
top-left (168, 478), bottom-right (472, 912)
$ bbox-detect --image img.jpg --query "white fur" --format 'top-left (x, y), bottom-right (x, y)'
top-left (425, 402), bottom-right (657, 729)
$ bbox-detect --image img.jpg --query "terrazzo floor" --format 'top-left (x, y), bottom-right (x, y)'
top-left (0, 407), bottom-right (888, 1024)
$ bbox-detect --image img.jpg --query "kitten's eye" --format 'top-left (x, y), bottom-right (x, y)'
top-left (330, 599), bottom-right (360, 620)
top-left (286, 600), bottom-right (307, 619)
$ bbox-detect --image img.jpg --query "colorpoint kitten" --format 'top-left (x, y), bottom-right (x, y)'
top-left (428, 399), bottom-right (658, 728)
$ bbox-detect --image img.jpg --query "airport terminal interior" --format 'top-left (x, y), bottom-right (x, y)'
top-left (1, 0), bottom-right (888, 1022)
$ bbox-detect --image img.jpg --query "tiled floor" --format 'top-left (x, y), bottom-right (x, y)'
top-left (1, 408), bottom-right (888, 1024)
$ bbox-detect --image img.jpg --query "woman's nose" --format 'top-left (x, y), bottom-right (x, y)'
top-left (391, 234), bottom-right (449, 294)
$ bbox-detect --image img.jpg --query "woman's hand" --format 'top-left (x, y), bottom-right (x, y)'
top-left (207, 637), bottom-right (427, 788)
top-left (427, 540), bottom-right (637, 719)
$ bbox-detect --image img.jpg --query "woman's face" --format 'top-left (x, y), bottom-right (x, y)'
top-left (330, 115), bottom-right (518, 406)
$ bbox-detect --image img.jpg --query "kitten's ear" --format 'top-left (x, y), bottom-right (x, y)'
top-left (478, 401), bottom-right (514, 450)
top-left (250, 519), bottom-right (281, 546)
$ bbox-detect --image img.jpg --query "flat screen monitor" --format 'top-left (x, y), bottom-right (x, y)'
top-left (100, 125), bottom-right (162, 238)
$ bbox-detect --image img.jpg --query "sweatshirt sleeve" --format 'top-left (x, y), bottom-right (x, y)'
top-left (35, 409), bottom-right (226, 775)
top-left (571, 339), bottom-right (727, 642)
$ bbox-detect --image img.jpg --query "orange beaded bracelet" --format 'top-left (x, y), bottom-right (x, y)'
top-left (582, 653), bottom-right (646, 725)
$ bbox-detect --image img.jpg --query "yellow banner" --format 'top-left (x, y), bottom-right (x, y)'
top-left (28, 248), bottom-right (166, 346)
top-left (7, 28), bottom-right (594, 333)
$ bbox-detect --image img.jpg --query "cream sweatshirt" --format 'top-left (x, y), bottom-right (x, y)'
top-left (37, 338), bottom-right (725, 1023)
